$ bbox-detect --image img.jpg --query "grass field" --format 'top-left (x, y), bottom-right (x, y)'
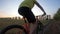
top-left (0, 18), bottom-right (26, 34)
top-left (0, 18), bottom-right (52, 34)
top-left (0, 18), bottom-right (24, 29)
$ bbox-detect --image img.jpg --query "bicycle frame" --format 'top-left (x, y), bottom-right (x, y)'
top-left (22, 16), bottom-right (43, 34)
top-left (22, 17), bottom-right (30, 34)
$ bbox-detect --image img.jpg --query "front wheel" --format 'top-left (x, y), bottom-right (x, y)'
top-left (1, 25), bottom-right (27, 34)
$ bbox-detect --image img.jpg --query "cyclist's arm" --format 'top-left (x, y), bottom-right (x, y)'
top-left (34, 1), bottom-right (46, 14)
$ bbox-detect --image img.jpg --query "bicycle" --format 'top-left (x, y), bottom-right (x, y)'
top-left (0, 14), bottom-right (45, 34)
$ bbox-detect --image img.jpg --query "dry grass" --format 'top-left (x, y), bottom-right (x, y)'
top-left (0, 18), bottom-right (25, 34)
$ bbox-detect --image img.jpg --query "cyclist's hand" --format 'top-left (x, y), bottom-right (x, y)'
top-left (42, 12), bottom-right (46, 16)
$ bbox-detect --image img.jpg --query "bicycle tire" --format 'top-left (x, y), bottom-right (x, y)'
top-left (1, 25), bottom-right (28, 34)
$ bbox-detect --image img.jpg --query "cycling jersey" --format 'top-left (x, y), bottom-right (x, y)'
top-left (19, 0), bottom-right (36, 9)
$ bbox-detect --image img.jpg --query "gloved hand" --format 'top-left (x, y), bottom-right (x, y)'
top-left (42, 12), bottom-right (46, 16)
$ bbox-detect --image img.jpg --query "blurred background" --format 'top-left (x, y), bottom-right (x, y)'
top-left (0, 0), bottom-right (60, 34)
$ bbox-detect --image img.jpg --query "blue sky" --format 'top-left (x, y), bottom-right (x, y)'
top-left (0, 0), bottom-right (60, 18)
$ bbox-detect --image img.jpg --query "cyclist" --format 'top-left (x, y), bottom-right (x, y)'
top-left (18, 0), bottom-right (46, 34)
